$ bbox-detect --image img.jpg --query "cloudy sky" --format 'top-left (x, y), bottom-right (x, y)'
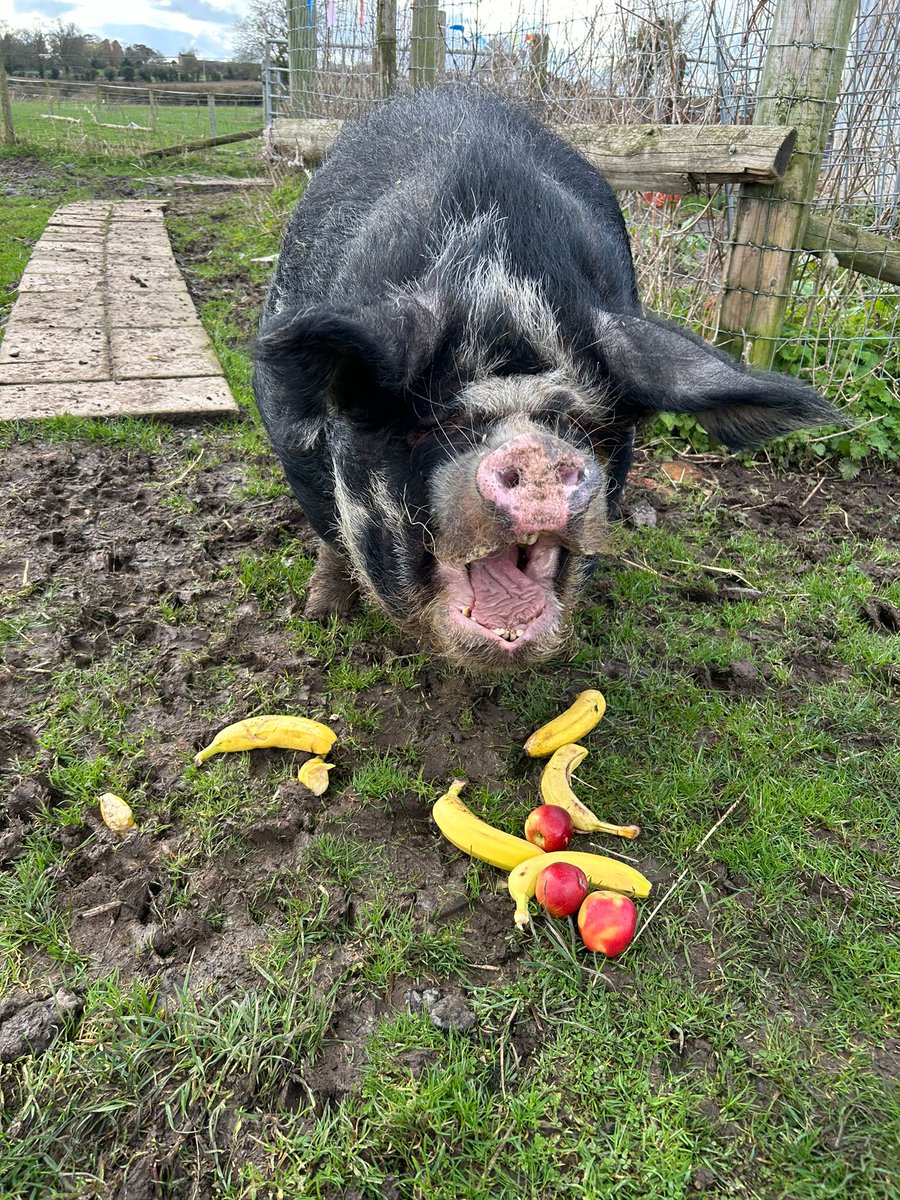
top-left (1, 0), bottom-right (250, 59)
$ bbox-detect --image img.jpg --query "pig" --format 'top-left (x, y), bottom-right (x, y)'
top-left (254, 86), bottom-right (838, 669)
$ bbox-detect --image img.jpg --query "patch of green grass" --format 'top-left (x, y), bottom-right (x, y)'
top-left (349, 752), bottom-right (428, 802)
top-left (0, 971), bottom-right (332, 1199)
top-left (236, 540), bottom-right (315, 614)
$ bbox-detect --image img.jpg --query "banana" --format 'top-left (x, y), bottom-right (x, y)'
top-left (194, 714), bottom-right (337, 766)
top-left (298, 756), bottom-right (334, 796)
top-left (99, 792), bottom-right (135, 834)
top-left (540, 744), bottom-right (641, 839)
top-left (508, 850), bottom-right (651, 928)
top-left (432, 780), bottom-right (542, 871)
top-left (524, 689), bottom-right (607, 757)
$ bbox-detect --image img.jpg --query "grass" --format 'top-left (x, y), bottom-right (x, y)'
top-left (8, 97), bottom-right (263, 154)
top-left (0, 134), bottom-right (897, 1199)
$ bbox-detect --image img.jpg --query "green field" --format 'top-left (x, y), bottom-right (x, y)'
top-left (0, 133), bottom-right (897, 1200)
top-left (7, 96), bottom-right (263, 154)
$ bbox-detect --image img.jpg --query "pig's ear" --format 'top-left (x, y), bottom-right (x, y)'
top-left (593, 313), bottom-right (841, 449)
top-left (255, 305), bottom-right (411, 425)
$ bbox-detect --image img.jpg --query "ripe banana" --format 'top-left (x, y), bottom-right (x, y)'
top-left (99, 792), bottom-right (135, 834)
top-left (524, 689), bottom-right (607, 757)
top-left (298, 756), bottom-right (334, 796)
top-left (432, 779), bottom-right (542, 871)
top-left (508, 850), bottom-right (651, 928)
top-left (540, 744), bottom-right (641, 839)
top-left (194, 714), bottom-right (337, 766)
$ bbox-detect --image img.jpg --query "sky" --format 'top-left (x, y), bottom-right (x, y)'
top-left (0, 0), bottom-right (250, 59)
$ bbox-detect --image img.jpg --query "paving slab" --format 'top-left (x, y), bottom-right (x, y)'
top-left (110, 329), bottom-right (222, 379)
top-left (0, 378), bottom-right (237, 420)
top-left (0, 201), bottom-right (238, 420)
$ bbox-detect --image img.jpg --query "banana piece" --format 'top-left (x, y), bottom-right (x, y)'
top-left (508, 850), bottom-right (651, 928)
top-left (194, 715), bottom-right (336, 766)
top-left (524, 689), bottom-right (607, 757)
top-left (99, 792), bottom-right (135, 834)
top-left (298, 756), bottom-right (334, 796)
top-left (432, 780), bottom-right (542, 872)
top-left (540, 744), bottom-right (641, 839)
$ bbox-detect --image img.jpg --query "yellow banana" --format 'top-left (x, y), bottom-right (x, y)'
top-left (540, 744), bottom-right (641, 839)
top-left (99, 792), bottom-right (135, 834)
top-left (298, 756), bottom-right (334, 796)
top-left (432, 780), bottom-right (542, 872)
top-left (524, 689), bottom-right (607, 757)
top-left (508, 850), bottom-right (651, 928)
top-left (194, 714), bottom-right (337, 765)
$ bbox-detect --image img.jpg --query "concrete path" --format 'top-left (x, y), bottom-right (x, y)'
top-left (0, 200), bottom-right (238, 420)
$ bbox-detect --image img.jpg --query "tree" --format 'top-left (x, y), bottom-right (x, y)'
top-left (232, 0), bottom-right (287, 68)
top-left (48, 21), bottom-right (91, 77)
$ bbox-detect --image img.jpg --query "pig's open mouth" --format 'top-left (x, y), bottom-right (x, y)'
top-left (436, 534), bottom-right (568, 653)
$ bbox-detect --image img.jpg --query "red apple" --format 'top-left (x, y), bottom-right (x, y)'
top-left (535, 862), bottom-right (589, 918)
top-left (524, 804), bottom-right (574, 851)
top-left (577, 890), bottom-right (637, 956)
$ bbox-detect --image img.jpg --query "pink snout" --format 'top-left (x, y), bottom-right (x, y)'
top-left (475, 435), bottom-right (597, 537)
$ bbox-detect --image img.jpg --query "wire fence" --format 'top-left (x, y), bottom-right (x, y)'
top-left (7, 76), bottom-right (264, 153)
top-left (264, 0), bottom-right (900, 455)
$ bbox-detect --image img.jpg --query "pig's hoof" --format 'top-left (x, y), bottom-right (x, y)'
top-left (304, 547), bottom-right (359, 619)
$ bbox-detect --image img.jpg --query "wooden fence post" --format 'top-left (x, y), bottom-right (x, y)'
top-left (288, 0), bottom-right (318, 117)
top-left (207, 93), bottom-right (217, 136)
top-left (0, 65), bottom-right (15, 146)
top-left (528, 31), bottom-right (550, 101)
top-left (376, 0), bottom-right (398, 97)
top-left (717, 0), bottom-right (859, 369)
top-left (410, 0), bottom-right (440, 88)
top-left (148, 87), bottom-right (158, 132)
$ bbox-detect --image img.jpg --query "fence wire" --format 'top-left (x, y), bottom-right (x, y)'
top-left (267, 0), bottom-right (900, 443)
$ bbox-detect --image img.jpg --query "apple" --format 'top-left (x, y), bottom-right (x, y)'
top-left (535, 862), bottom-right (589, 918)
top-left (524, 804), bottom-right (574, 851)
top-left (577, 890), bottom-right (637, 956)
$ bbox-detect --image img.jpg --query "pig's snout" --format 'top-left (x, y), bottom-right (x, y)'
top-left (475, 435), bottom-right (598, 536)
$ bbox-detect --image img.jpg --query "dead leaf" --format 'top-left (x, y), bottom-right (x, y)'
top-left (660, 461), bottom-right (703, 485)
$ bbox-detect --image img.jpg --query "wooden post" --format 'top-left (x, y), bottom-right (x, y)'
top-left (207, 93), bottom-right (217, 136)
top-left (717, 0), bottom-right (859, 369)
top-left (0, 65), bottom-right (15, 146)
top-left (288, 0), bottom-right (318, 117)
top-left (528, 31), bottom-right (550, 101)
top-left (148, 87), bottom-right (158, 133)
top-left (376, 0), bottom-right (398, 97)
top-left (437, 10), bottom-right (446, 82)
top-left (409, 1), bottom-right (439, 88)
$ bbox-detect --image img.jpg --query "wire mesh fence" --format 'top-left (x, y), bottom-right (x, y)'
top-left (264, 0), bottom-right (900, 464)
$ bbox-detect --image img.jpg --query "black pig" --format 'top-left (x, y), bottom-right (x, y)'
top-left (254, 87), bottom-right (836, 668)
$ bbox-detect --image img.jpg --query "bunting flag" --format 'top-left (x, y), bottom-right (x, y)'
top-left (326, 0), bottom-right (335, 27)
top-left (360, 0), bottom-right (365, 29)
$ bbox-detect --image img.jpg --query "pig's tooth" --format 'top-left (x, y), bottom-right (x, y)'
top-left (514, 629), bottom-right (525, 639)
top-left (460, 606), bottom-right (472, 619)
top-left (518, 533), bottom-right (540, 546)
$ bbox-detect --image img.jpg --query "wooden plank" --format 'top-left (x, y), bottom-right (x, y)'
top-left (270, 117), bottom-right (798, 190)
top-left (803, 213), bottom-right (900, 286)
top-left (0, 378), bottom-right (237, 421)
top-left (717, 0), bottom-right (860, 368)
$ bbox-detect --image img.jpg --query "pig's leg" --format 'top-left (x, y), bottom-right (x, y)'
top-left (305, 542), bottom-right (359, 618)
top-left (599, 426), bottom-right (635, 519)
